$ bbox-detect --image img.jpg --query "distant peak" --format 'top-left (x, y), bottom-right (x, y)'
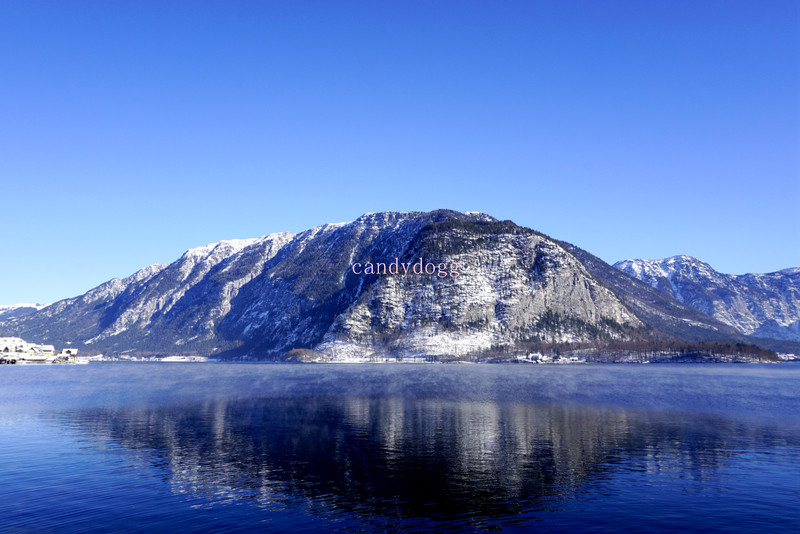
top-left (182, 237), bottom-right (262, 259)
top-left (0, 303), bottom-right (48, 311)
top-left (665, 255), bottom-right (703, 263)
top-left (617, 255), bottom-right (710, 268)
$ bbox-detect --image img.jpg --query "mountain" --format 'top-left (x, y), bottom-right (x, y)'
top-left (1, 210), bottom-right (651, 359)
top-left (614, 256), bottom-right (800, 342)
top-left (0, 211), bottom-right (788, 360)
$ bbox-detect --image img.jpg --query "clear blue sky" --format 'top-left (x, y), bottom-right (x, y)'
top-left (1, 1), bottom-right (798, 304)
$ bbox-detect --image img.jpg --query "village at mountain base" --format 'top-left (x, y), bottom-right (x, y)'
top-left (0, 337), bottom-right (96, 364)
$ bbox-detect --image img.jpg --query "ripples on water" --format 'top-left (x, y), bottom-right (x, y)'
top-left (1, 363), bottom-right (799, 533)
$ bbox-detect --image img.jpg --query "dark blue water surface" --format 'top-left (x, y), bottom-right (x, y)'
top-left (1, 363), bottom-right (799, 533)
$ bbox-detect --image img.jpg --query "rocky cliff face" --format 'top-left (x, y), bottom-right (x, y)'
top-left (317, 218), bottom-right (643, 359)
top-left (0, 211), bottom-right (646, 360)
top-left (614, 256), bottom-right (800, 342)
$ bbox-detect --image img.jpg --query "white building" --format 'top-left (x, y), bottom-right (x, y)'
top-left (1, 337), bottom-right (28, 353)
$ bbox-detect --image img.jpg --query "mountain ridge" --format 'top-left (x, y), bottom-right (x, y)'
top-left (1, 210), bottom-right (794, 360)
top-left (614, 255), bottom-right (800, 343)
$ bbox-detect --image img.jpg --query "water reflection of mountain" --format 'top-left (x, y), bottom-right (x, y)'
top-left (63, 397), bottom-right (788, 525)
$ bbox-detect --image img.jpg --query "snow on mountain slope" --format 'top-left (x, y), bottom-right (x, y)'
top-left (317, 226), bottom-right (642, 359)
top-left (614, 256), bottom-right (800, 342)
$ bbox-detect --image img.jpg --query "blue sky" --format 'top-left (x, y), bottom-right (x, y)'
top-left (1, 1), bottom-right (798, 304)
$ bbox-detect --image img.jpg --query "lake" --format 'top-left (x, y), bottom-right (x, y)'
top-left (1, 363), bottom-right (799, 533)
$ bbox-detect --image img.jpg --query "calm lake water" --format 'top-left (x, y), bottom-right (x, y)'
top-left (1, 363), bottom-right (799, 533)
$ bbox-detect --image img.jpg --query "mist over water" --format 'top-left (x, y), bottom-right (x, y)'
top-left (2, 363), bottom-right (800, 533)
top-left (5, 363), bottom-right (800, 417)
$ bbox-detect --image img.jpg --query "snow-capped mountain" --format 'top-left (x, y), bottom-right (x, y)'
top-left (2, 211), bottom-right (650, 359)
top-left (614, 256), bottom-right (800, 342)
top-left (0, 303), bottom-right (47, 322)
top-left (1, 211), bottom-right (786, 360)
